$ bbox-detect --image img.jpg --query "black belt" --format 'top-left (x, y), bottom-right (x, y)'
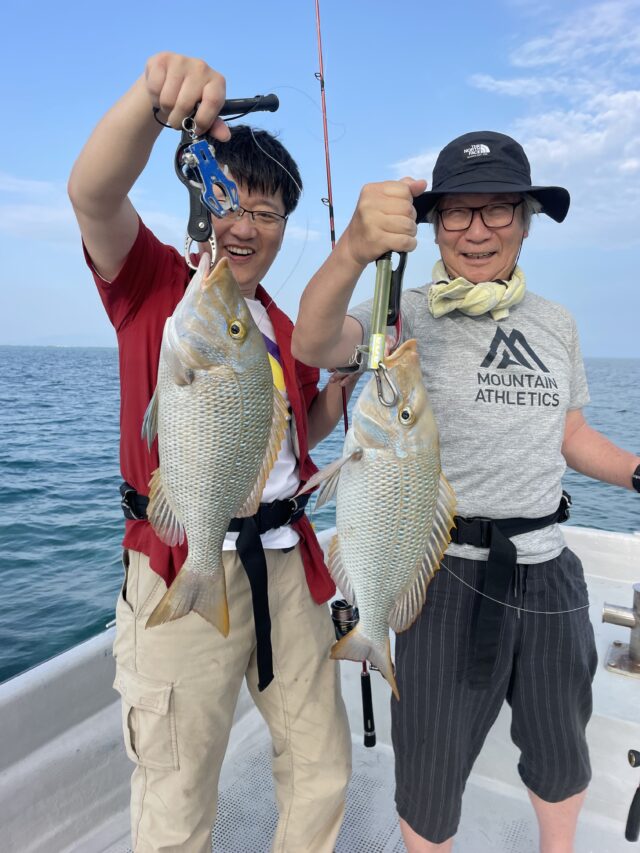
top-left (119, 482), bottom-right (308, 691)
top-left (450, 491), bottom-right (571, 689)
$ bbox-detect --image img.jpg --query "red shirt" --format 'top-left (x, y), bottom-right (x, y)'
top-left (89, 220), bottom-right (335, 603)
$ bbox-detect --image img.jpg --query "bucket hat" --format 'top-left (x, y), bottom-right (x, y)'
top-left (413, 131), bottom-right (570, 223)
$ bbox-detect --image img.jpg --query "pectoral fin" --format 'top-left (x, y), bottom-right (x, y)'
top-left (141, 388), bottom-right (159, 449)
top-left (294, 449), bottom-right (363, 508)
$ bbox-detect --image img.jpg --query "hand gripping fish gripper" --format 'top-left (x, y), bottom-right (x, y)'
top-left (169, 94), bottom-right (280, 267)
top-left (348, 250), bottom-right (408, 407)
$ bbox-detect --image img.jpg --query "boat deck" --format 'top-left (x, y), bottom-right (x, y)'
top-left (1, 526), bottom-right (638, 852)
top-left (98, 708), bottom-right (625, 853)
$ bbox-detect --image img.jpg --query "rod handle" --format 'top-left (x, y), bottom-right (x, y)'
top-left (626, 786), bottom-right (640, 842)
top-left (219, 94), bottom-right (280, 116)
top-left (361, 670), bottom-right (376, 748)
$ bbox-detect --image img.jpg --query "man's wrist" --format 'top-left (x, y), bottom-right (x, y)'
top-left (632, 463), bottom-right (640, 494)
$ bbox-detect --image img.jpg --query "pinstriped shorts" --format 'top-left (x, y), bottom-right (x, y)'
top-left (391, 547), bottom-right (598, 844)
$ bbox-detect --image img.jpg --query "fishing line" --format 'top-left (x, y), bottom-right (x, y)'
top-left (442, 562), bottom-right (591, 615)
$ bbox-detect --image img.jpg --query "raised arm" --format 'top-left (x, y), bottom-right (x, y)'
top-left (292, 177), bottom-right (427, 368)
top-left (562, 408), bottom-right (640, 489)
top-left (67, 52), bottom-right (229, 281)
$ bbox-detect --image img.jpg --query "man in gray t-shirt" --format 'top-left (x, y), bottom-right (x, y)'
top-left (293, 130), bottom-right (640, 852)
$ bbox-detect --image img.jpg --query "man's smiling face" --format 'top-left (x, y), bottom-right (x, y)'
top-left (435, 193), bottom-right (527, 283)
top-left (211, 178), bottom-right (286, 298)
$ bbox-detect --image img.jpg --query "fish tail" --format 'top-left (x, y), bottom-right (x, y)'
top-left (330, 625), bottom-right (399, 700)
top-left (145, 562), bottom-right (229, 636)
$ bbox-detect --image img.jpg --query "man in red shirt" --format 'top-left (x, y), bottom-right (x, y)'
top-left (69, 52), bottom-right (353, 853)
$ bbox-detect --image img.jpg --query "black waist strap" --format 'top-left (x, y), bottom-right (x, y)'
top-left (226, 495), bottom-right (308, 692)
top-left (119, 482), bottom-right (308, 692)
top-left (450, 491), bottom-right (572, 689)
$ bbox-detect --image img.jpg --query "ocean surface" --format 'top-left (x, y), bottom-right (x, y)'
top-left (0, 346), bottom-right (638, 684)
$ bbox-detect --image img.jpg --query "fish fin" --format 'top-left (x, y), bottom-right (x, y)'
top-left (146, 561), bottom-right (230, 636)
top-left (331, 626), bottom-right (398, 700)
top-left (327, 534), bottom-right (357, 605)
top-left (294, 449), bottom-right (363, 508)
top-left (141, 388), bottom-right (159, 449)
top-left (236, 388), bottom-right (289, 517)
top-left (388, 472), bottom-right (456, 633)
top-left (146, 468), bottom-right (185, 547)
top-left (163, 340), bottom-right (195, 386)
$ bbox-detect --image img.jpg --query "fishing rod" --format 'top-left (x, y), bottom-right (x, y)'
top-left (315, 0), bottom-right (376, 749)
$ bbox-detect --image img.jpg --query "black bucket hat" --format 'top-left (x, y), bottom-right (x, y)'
top-left (413, 131), bottom-right (570, 224)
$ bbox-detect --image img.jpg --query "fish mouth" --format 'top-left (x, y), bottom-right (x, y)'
top-left (202, 256), bottom-right (231, 286)
top-left (383, 338), bottom-right (417, 367)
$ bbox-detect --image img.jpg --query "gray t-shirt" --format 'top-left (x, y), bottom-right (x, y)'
top-left (348, 286), bottom-right (590, 563)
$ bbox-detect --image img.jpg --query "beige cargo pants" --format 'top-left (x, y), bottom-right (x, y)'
top-left (112, 546), bottom-right (352, 853)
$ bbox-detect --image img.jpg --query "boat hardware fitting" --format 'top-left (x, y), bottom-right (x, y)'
top-left (602, 582), bottom-right (640, 679)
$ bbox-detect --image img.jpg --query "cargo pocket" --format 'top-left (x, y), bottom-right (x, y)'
top-left (119, 549), bottom-right (134, 615)
top-left (113, 665), bottom-right (179, 771)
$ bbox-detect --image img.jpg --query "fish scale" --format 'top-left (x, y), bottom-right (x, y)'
top-left (337, 446), bottom-right (441, 653)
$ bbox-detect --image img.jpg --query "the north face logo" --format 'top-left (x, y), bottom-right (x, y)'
top-left (481, 328), bottom-right (549, 372)
top-left (463, 144), bottom-right (490, 158)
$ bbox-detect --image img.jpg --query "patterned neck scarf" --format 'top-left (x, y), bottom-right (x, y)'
top-left (428, 260), bottom-right (526, 321)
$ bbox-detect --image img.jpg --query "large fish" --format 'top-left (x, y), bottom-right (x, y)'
top-left (142, 254), bottom-right (288, 633)
top-left (301, 339), bottom-right (456, 698)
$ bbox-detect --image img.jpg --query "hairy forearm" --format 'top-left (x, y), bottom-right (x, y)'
top-left (563, 420), bottom-right (640, 490)
top-left (68, 77), bottom-right (162, 218)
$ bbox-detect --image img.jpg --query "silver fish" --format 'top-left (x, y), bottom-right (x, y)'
top-left (301, 339), bottom-right (456, 698)
top-left (142, 254), bottom-right (288, 633)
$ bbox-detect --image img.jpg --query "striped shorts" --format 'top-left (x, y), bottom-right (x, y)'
top-left (391, 547), bottom-right (598, 844)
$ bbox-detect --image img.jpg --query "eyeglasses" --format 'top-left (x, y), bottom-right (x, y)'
top-left (438, 200), bottom-right (524, 232)
top-left (226, 205), bottom-right (288, 230)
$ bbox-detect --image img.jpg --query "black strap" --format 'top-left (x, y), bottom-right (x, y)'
top-left (235, 516), bottom-right (274, 691)
top-left (228, 495), bottom-right (309, 692)
top-left (451, 492), bottom-right (571, 689)
top-left (119, 482), bottom-right (308, 692)
top-left (120, 482), bottom-right (149, 520)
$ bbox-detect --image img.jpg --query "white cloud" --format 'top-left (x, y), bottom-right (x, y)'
top-left (285, 222), bottom-right (322, 242)
top-left (0, 201), bottom-right (78, 244)
top-left (392, 149), bottom-right (440, 181)
top-left (511, 0), bottom-right (640, 70)
top-left (470, 74), bottom-right (595, 99)
top-left (0, 173), bottom-right (59, 195)
top-left (393, 1), bottom-right (640, 249)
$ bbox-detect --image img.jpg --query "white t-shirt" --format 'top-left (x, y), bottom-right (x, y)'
top-left (349, 287), bottom-right (590, 563)
top-left (223, 298), bottom-right (300, 551)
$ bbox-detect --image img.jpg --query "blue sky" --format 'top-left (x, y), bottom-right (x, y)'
top-left (1, 0), bottom-right (639, 356)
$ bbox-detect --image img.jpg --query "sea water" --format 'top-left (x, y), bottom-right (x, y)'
top-left (0, 346), bottom-right (638, 683)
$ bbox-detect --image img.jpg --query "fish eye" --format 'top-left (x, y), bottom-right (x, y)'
top-left (399, 406), bottom-right (415, 426)
top-left (228, 319), bottom-right (246, 340)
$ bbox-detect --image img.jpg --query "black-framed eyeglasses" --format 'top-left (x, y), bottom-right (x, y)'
top-left (228, 205), bottom-right (288, 229)
top-left (438, 200), bottom-right (524, 232)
